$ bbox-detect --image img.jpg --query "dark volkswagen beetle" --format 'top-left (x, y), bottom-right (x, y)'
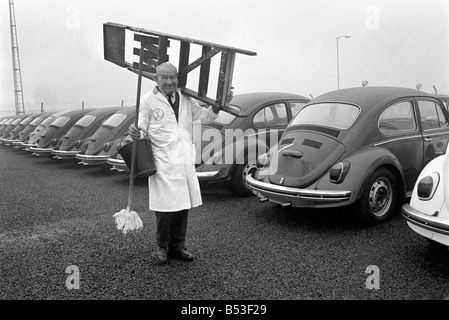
top-left (21, 111), bottom-right (69, 150)
top-left (0, 113), bottom-right (42, 145)
top-left (246, 86), bottom-right (449, 224)
top-left (28, 108), bottom-right (95, 156)
top-left (76, 106), bottom-right (135, 166)
top-left (10, 111), bottom-right (55, 148)
top-left (51, 107), bottom-right (121, 160)
top-left (0, 114), bottom-right (29, 140)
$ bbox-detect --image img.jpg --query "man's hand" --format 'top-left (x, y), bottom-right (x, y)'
top-left (128, 124), bottom-right (141, 140)
top-left (213, 89), bottom-right (234, 114)
top-left (226, 89), bottom-right (234, 104)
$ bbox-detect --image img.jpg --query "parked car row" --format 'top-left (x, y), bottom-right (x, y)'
top-left (2, 87), bottom-right (449, 250)
top-left (1, 92), bottom-right (310, 197)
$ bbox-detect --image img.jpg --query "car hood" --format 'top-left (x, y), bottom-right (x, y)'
top-left (268, 129), bottom-right (346, 187)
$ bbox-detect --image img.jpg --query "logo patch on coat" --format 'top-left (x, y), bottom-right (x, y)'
top-left (153, 108), bottom-right (164, 121)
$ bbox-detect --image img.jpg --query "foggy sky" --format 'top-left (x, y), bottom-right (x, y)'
top-left (1, 0), bottom-right (448, 116)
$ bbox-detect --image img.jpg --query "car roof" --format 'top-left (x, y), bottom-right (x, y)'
top-left (311, 86), bottom-right (434, 109)
top-left (433, 93), bottom-right (449, 100)
top-left (230, 92), bottom-right (310, 115)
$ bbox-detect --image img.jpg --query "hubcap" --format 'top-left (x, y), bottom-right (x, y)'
top-left (368, 178), bottom-right (392, 217)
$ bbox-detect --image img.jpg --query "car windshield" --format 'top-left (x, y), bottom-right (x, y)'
top-left (102, 113), bottom-right (127, 128)
top-left (51, 116), bottom-right (70, 128)
top-left (74, 115), bottom-right (95, 128)
top-left (291, 103), bottom-right (360, 130)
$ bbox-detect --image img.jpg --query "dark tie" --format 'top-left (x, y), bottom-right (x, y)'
top-left (167, 94), bottom-right (174, 106)
top-left (167, 93), bottom-right (179, 122)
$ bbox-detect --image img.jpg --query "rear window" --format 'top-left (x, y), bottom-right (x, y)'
top-left (291, 103), bottom-right (360, 130)
top-left (74, 115), bottom-right (95, 128)
top-left (51, 116), bottom-right (70, 128)
top-left (20, 117), bottom-right (33, 125)
top-left (30, 117), bottom-right (44, 126)
top-left (102, 113), bottom-right (127, 127)
top-left (12, 118), bottom-right (23, 125)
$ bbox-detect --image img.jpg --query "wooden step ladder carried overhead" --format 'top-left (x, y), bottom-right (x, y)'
top-left (103, 22), bottom-right (257, 113)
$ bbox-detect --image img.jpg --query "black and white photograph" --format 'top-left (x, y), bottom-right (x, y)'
top-left (1, 0), bottom-right (449, 310)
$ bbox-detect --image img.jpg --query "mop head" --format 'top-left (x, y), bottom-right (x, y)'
top-left (113, 208), bottom-right (143, 234)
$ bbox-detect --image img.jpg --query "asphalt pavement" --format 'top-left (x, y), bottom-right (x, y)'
top-left (1, 145), bottom-right (449, 303)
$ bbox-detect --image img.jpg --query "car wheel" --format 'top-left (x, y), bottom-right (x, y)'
top-left (231, 161), bottom-right (258, 196)
top-left (358, 168), bottom-right (397, 224)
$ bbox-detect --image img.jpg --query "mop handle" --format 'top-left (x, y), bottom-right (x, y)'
top-left (127, 46), bottom-right (145, 210)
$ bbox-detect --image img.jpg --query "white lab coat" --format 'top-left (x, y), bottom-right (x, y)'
top-left (138, 88), bottom-right (218, 212)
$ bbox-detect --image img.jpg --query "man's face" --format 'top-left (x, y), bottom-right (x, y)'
top-left (157, 66), bottom-right (178, 95)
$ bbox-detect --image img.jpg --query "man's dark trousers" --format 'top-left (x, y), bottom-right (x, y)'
top-left (155, 210), bottom-right (188, 250)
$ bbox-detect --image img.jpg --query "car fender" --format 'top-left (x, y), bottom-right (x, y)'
top-left (232, 131), bottom-right (272, 174)
top-left (315, 146), bottom-right (405, 203)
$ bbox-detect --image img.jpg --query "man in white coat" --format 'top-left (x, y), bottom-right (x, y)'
top-left (129, 62), bottom-right (229, 263)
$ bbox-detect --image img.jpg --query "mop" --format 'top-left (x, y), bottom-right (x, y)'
top-left (113, 47), bottom-right (145, 234)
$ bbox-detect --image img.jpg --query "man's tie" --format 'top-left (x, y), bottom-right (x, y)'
top-left (167, 94), bottom-right (174, 106)
top-left (167, 93), bottom-right (179, 122)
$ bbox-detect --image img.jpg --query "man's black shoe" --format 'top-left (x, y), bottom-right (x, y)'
top-left (169, 248), bottom-right (195, 261)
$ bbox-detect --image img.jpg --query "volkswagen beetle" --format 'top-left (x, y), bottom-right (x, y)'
top-left (0, 113), bottom-right (42, 145)
top-left (402, 143), bottom-right (449, 249)
top-left (51, 106), bottom-right (121, 160)
top-left (76, 106), bottom-right (136, 166)
top-left (22, 110), bottom-right (71, 150)
top-left (246, 86), bottom-right (449, 224)
top-left (28, 108), bottom-right (95, 156)
top-left (8, 112), bottom-right (55, 148)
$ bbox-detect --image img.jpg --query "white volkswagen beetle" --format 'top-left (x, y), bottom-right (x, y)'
top-left (402, 143), bottom-right (449, 249)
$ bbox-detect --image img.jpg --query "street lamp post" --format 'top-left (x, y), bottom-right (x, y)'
top-left (336, 35), bottom-right (351, 89)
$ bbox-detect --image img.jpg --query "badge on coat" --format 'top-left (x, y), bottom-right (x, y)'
top-left (153, 108), bottom-right (165, 121)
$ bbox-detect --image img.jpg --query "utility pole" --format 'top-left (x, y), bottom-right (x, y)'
top-left (9, 0), bottom-right (25, 115)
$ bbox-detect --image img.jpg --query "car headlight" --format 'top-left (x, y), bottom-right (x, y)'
top-left (329, 161), bottom-right (350, 184)
top-left (75, 139), bottom-right (84, 149)
top-left (103, 141), bottom-right (113, 152)
top-left (417, 173), bottom-right (440, 200)
top-left (256, 152), bottom-right (270, 168)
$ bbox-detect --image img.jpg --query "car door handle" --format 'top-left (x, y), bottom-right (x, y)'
top-left (424, 137), bottom-right (432, 142)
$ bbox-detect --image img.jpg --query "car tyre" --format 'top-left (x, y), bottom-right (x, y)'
top-left (231, 161), bottom-right (257, 196)
top-left (357, 168), bottom-right (397, 224)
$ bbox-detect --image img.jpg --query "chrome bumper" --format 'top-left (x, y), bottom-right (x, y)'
top-left (402, 203), bottom-right (449, 236)
top-left (245, 174), bottom-right (352, 204)
top-left (28, 146), bottom-right (54, 156)
top-left (107, 158), bottom-right (128, 172)
top-left (196, 171), bottom-right (220, 179)
top-left (1, 139), bottom-right (16, 145)
top-left (75, 154), bottom-right (111, 165)
top-left (51, 150), bottom-right (80, 159)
